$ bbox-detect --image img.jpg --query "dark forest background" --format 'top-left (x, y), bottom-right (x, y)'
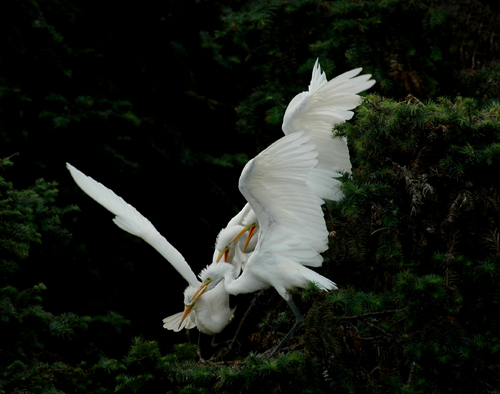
top-left (2, 0), bottom-right (500, 392)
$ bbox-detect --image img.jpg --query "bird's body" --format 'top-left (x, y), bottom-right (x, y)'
top-left (162, 281), bottom-right (234, 335)
top-left (198, 131), bottom-right (336, 295)
top-left (201, 249), bottom-right (334, 299)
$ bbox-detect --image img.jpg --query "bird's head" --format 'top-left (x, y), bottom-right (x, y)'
top-left (180, 283), bottom-right (209, 326)
top-left (179, 263), bottom-right (235, 326)
top-left (214, 225), bottom-right (244, 263)
top-left (199, 261), bottom-right (235, 286)
top-left (230, 222), bottom-right (258, 252)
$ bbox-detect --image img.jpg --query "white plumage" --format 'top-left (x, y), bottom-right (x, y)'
top-left (190, 61), bottom-right (374, 353)
top-left (283, 60), bottom-right (375, 200)
top-left (67, 60), bottom-right (374, 352)
top-left (162, 282), bottom-right (234, 335)
top-left (212, 60), bottom-right (374, 268)
top-left (197, 131), bottom-right (336, 299)
top-left (212, 203), bottom-right (258, 272)
top-left (66, 163), bottom-right (235, 335)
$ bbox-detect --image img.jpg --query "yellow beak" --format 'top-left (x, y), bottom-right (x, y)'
top-left (179, 281), bottom-right (210, 326)
top-left (216, 246), bottom-right (230, 263)
top-left (180, 303), bottom-right (194, 326)
top-left (230, 223), bottom-right (257, 252)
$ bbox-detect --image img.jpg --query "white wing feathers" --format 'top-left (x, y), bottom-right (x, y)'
top-left (282, 60), bottom-right (375, 200)
top-left (307, 59), bottom-right (328, 93)
top-left (239, 132), bottom-right (328, 267)
top-left (66, 163), bottom-right (200, 288)
top-left (282, 61), bottom-right (375, 136)
top-left (162, 311), bottom-right (196, 331)
top-left (297, 263), bottom-right (337, 291)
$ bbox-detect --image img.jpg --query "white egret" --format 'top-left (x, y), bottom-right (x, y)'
top-left (192, 131), bottom-right (337, 355)
top-left (66, 163), bottom-right (235, 336)
top-left (215, 60), bottom-right (374, 265)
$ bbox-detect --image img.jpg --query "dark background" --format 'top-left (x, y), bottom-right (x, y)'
top-left (2, 0), bottom-right (500, 359)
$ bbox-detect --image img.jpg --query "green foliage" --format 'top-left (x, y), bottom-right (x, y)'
top-left (105, 91), bottom-right (500, 394)
top-left (0, 158), bottom-right (128, 393)
top-left (0, 160), bottom-right (76, 275)
top-left (2, 0), bottom-right (500, 393)
top-left (203, 0), bottom-right (500, 149)
top-left (317, 95), bottom-right (500, 392)
top-left (115, 339), bottom-right (312, 393)
top-left (112, 96), bottom-right (500, 393)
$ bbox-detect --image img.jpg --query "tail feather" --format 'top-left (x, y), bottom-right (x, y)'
top-left (162, 311), bottom-right (196, 332)
top-left (300, 265), bottom-right (337, 291)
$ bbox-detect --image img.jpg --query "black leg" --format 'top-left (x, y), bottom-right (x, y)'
top-left (196, 330), bottom-right (207, 362)
top-left (269, 293), bottom-right (303, 357)
top-left (211, 334), bottom-right (222, 347)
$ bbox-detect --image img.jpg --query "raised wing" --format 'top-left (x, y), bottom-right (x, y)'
top-left (282, 60), bottom-right (375, 200)
top-left (283, 60), bottom-right (375, 136)
top-left (239, 132), bottom-right (328, 267)
top-left (67, 163), bottom-right (200, 287)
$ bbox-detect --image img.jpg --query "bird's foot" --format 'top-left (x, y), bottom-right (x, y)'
top-left (197, 348), bottom-right (209, 363)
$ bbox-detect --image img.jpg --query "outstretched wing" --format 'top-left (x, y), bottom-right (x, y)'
top-left (67, 163), bottom-right (200, 287)
top-left (239, 132), bottom-right (328, 267)
top-left (282, 60), bottom-right (375, 200)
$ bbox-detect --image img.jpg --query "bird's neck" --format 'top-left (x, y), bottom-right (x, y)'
top-left (223, 269), bottom-right (266, 295)
top-left (221, 271), bottom-right (240, 295)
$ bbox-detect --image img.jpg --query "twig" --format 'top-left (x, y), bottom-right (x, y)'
top-left (209, 290), bottom-right (264, 361)
top-left (5, 152), bottom-right (20, 160)
top-left (360, 316), bottom-right (387, 335)
top-left (361, 317), bottom-right (406, 341)
top-left (371, 227), bottom-right (389, 236)
top-left (407, 361), bottom-right (416, 386)
top-left (340, 309), bottom-right (404, 320)
top-left (228, 293), bottom-right (259, 349)
top-left (370, 365), bottom-right (381, 375)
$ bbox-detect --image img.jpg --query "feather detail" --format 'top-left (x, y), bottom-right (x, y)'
top-left (67, 163), bottom-right (200, 287)
top-left (239, 132), bottom-right (328, 266)
top-left (281, 60), bottom-right (375, 200)
top-left (162, 311), bottom-right (196, 331)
